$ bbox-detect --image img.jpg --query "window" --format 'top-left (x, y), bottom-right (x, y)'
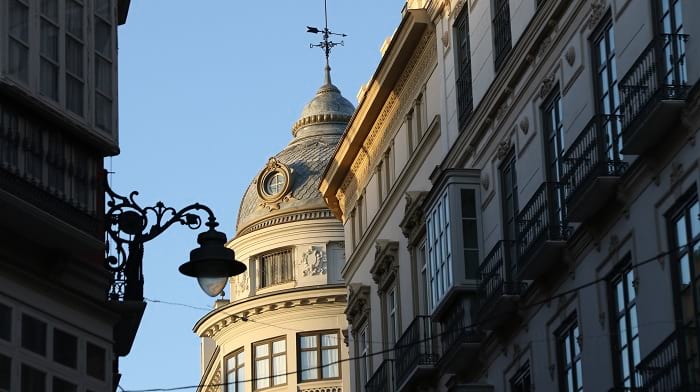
top-left (557, 317), bottom-right (583, 392)
top-left (66, 0), bottom-right (85, 115)
top-left (39, 0), bottom-right (59, 101)
top-left (510, 362), bottom-right (532, 392)
top-left (0, 354), bottom-right (10, 391)
top-left (668, 192), bottom-right (699, 324)
top-left (253, 337), bottom-right (286, 390)
top-left (358, 325), bottom-right (370, 390)
top-left (225, 348), bottom-right (245, 392)
top-left (418, 243), bottom-right (430, 314)
top-left (610, 264), bottom-right (640, 388)
top-left (0, 303), bottom-right (10, 341)
top-left (542, 90), bottom-right (566, 224)
top-left (454, 6), bottom-right (473, 127)
top-left (8, 0), bottom-right (30, 83)
top-left (259, 249), bottom-right (294, 288)
top-left (492, 0), bottom-right (512, 72)
top-left (592, 17), bottom-right (622, 164)
top-left (386, 289), bottom-right (398, 347)
top-left (427, 191), bottom-right (451, 309)
top-left (654, 0), bottom-right (686, 87)
top-left (21, 314), bottom-right (47, 356)
top-left (86, 342), bottom-right (106, 380)
top-left (298, 331), bottom-right (340, 382)
top-left (53, 329), bottom-right (77, 369)
top-left (94, 0), bottom-right (114, 132)
top-left (21, 364), bottom-right (45, 392)
top-left (264, 172), bottom-right (286, 196)
top-left (501, 151), bottom-right (518, 274)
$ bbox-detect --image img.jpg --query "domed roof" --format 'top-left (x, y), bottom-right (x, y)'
top-left (235, 68), bottom-right (354, 236)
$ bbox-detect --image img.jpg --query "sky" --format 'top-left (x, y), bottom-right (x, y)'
top-left (114, 1), bottom-right (405, 390)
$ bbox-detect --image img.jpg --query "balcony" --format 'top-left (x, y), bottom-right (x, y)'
top-left (632, 326), bottom-right (700, 392)
top-left (562, 114), bottom-right (628, 222)
top-left (516, 182), bottom-right (569, 280)
top-left (439, 302), bottom-right (483, 373)
top-left (477, 240), bottom-right (527, 329)
top-left (366, 359), bottom-right (395, 392)
top-left (395, 316), bottom-right (439, 391)
top-left (620, 33), bottom-right (690, 155)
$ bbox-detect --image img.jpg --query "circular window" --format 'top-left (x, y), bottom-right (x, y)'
top-left (264, 171), bottom-right (287, 196)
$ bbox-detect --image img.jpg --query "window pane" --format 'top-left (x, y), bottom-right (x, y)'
top-left (676, 216), bottom-right (688, 246)
top-left (66, 75), bottom-right (84, 116)
top-left (322, 348), bottom-right (339, 378)
top-left (21, 315), bottom-right (47, 355)
top-left (255, 359), bottom-right (269, 389)
top-left (255, 344), bottom-right (268, 358)
top-left (94, 19), bottom-right (112, 57)
top-left (0, 354), bottom-right (10, 390)
top-left (236, 367), bottom-right (245, 392)
top-left (66, 1), bottom-right (83, 37)
top-left (66, 37), bottom-right (84, 76)
top-left (53, 329), bottom-right (77, 368)
top-left (95, 57), bottom-right (112, 95)
top-left (321, 333), bottom-right (338, 347)
top-left (95, 93), bottom-right (112, 132)
top-left (0, 303), bottom-right (10, 341)
top-left (52, 378), bottom-right (76, 392)
top-left (237, 351), bottom-right (245, 365)
top-left (40, 20), bottom-right (59, 60)
top-left (691, 202), bottom-right (699, 236)
top-left (272, 355), bottom-right (286, 385)
top-left (21, 364), bottom-right (45, 392)
top-left (272, 339), bottom-right (285, 354)
top-left (299, 335), bottom-right (316, 349)
top-left (300, 351), bottom-right (317, 381)
top-left (95, 0), bottom-right (111, 20)
top-left (86, 343), bottom-right (106, 380)
top-left (40, 60), bottom-right (59, 101)
top-left (9, 0), bottom-right (29, 41)
top-left (8, 39), bottom-right (29, 83)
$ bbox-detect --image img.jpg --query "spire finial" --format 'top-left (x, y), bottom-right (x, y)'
top-left (307, 0), bottom-right (346, 82)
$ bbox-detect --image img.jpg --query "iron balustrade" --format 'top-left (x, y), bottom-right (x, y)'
top-left (395, 315), bottom-right (439, 388)
top-left (516, 182), bottom-right (569, 269)
top-left (440, 304), bottom-right (481, 357)
top-left (478, 240), bottom-right (526, 308)
top-left (632, 326), bottom-right (699, 392)
top-left (620, 33), bottom-right (689, 132)
top-left (457, 62), bottom-right (473, 129)
top-left (562, 114), bottom-right (628, 204)
top-left (366, 359), bottom-right (395, 392)
top-left (492, 0), bottom-right (512, 72)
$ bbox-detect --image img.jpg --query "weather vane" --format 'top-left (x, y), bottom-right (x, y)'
top-left (307, 0), bottom-right (347, 67)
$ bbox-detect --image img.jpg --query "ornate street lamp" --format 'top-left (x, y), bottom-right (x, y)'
top-left (105, 180), bottom-right (246, 301)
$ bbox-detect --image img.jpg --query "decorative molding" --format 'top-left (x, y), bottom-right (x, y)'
top-left (370, 240), bottom-right (399, 293)
top-left (398, 191), bottom-right (429, 244)
top-left (588, 0), bottom-right (606, 29)
top-left (539, 76), bottom-right (555, 99)
top-left (337, 31), bottom-right (437, 215)
top-left (441, 30), bottom-right (450, 48)
top-left (204, 366), bottom-right (222, 392)
top-left (345, 284), bottom-right (371, 329)
top-left (236, 208), bottom-right (335, 237)
top-left (481, 173), bottom-right (490, 191)
top-left (298, 386), bottom-right (342, 392)
top-left (300, 246), bottom-right (328, 277)
top-left (519, 116), bottom-right (529, 135)
top-left (256, 157), bottom-right (293, 210)
top-left (233, 271), bottom-right (249, 298)
top-left (496, 138), bottom-right (512, 161)
top-left (450, 0), bottom-right (466, 18)
top-left (565, 46), bottom-right (576, 66)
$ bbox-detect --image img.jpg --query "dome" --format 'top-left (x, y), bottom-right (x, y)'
top-left (235, 67), bottom-right (354, 236)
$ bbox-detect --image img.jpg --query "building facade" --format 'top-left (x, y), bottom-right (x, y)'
top-left (321, 0), bottom-right (700, 391)
top-left (0, 0), bottom-right (134, 391)
top-left (193, 69), bottom-right (354, 392)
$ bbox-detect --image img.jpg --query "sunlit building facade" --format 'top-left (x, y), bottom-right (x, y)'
top-left (321, 0), bottom-right (700, 391)
top-left (193, 68), bottom-right (353, 392)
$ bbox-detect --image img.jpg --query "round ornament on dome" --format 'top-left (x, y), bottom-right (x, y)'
top-left (256, 157), bottom-right (293, 204)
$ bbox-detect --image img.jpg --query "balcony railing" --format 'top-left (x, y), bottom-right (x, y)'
top-left (561, 114), bottom-right (628, 220)
top-left (440, 303), bottom-right (482, 355)
top-left (366, 359), bottom-right (395, 392)
top-left (619, 33), bottom-right (689, 153)
top-left (632, 326), bottom-right (700, 392)
top-left (395, 315), bottom-right (439, 388)
top-left (516, 182), bottom-right (569, 269)
top-left (478, 240), bottom-right (526, 308)
top-left (492, 0), bottom-right (512, 72)
top-left (457, 63), bottom-right (473, 129)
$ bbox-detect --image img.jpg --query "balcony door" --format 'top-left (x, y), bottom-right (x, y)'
top-left (654, 0), bottom-right (687, 90)
top-left (500, 151), bottom-right (518, 277)
top-left (542, 90), bottom-right (566, 227)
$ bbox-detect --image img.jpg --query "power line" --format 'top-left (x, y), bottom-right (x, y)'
top-left (122, 241), bottom-right (695, 392)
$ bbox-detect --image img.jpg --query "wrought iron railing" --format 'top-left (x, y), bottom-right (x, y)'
top-left (366, 359), bottom-right (395, 392)
top-left (632, 326), bottom-right (699, 392)
top-left (492, 0), bottom-right (512, 72)
top-left (457, 62), bottom-right (473, 129)
top-left (562, 114), bottom-right (628, 204)
top-left (516, 182), bottom-right (569, 269)
top-left (478, 240), bottom-right (526, 308)
top-left (620, 33), bottom-right (689, 132)
top-left (395, 315), bottom-right (439, 388)
top-left (440, 304), bottom-right (482, 357)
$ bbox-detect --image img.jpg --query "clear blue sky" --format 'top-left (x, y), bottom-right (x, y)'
top-left (115, 1), bottom-right (405, 389)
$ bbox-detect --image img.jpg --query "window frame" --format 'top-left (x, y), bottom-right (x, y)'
top-left (297, 330), bottom-right (341, 383)
top-left (555, 314), bottom-right (583, 392)
top-left (252, 336), bottom-right (287, 391)
top-left (258, 248), bottom-right (294, 288)
top-left (454, 4), bottom-right (473, 128)
top-left (607, 257), bottom-right (640, 389)
top-left (224, 347), bottom-right (245, 392)
top-left (509, 361), bottom-right (532, 392)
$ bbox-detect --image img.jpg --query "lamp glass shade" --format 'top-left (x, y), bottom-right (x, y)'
top-left (197, 276), bottom-right (228, 297)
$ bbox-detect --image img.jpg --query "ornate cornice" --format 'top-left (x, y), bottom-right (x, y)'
top-left (345, 284), bottom-right (371, 329)
top-left (370, 240), bottom-right (399, 293)
top-left (236, 208), bottom-right (335, 237)
top-left (298, 386), bottom-right (342, 392)
top-left (337, 30), bottom-right (437, 216)
top-left (292, 113), bottom-right (353, 136)
top-left (399, 191), bottom-right (429, 245)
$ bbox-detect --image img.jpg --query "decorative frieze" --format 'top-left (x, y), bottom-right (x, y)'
top-left (399, 191), bottom-right (429, 245)
top-left (345, 283), bottom-right (371, 329)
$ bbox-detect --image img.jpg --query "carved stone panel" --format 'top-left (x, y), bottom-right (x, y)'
top-left (370, 240), bottom-right (400, 293)
top-left (300, 246), bottom-right (328, 277)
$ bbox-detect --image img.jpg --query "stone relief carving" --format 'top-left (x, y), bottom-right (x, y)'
top-left (481, 172), bottom-right (490, 191)
top-left (236, 272), bottom-right (250, 296)
top-left (539, 76), bottom-right (555, 99)
top-left (496, 138), bottom-right (513, 160)
top-left (588, 0), bottom-right (606, 29)
top-left (565, 46), bottom-right (576, 66)
top-left (300, 247), bottom-right (327, 277)
top-left (519, 116), bottom-right (529, 135)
